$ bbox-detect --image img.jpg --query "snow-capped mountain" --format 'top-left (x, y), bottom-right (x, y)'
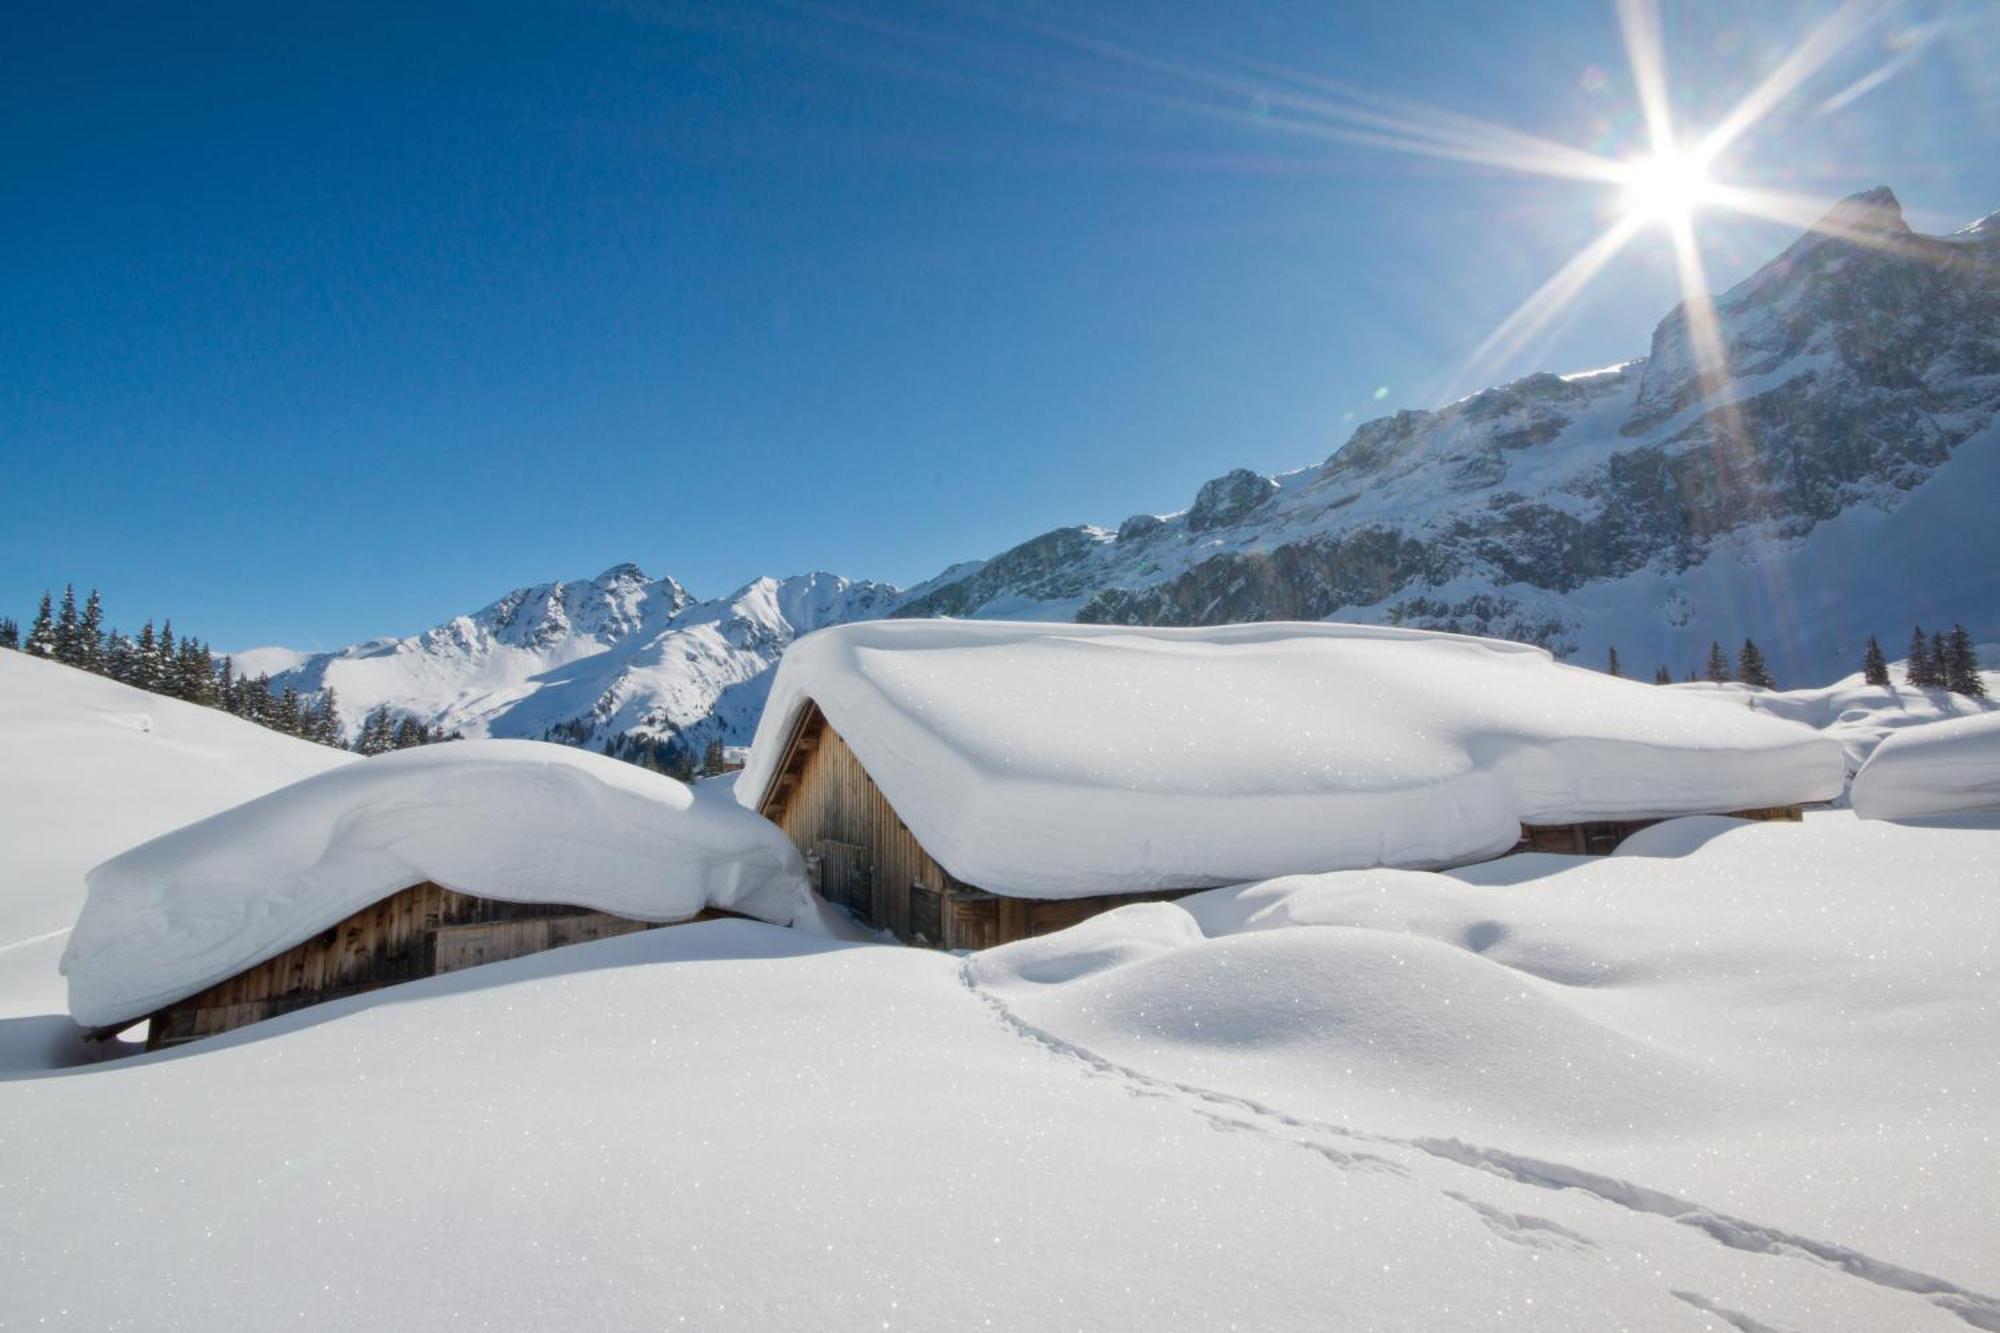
top-left (265, 567), bottom-right (899, 754)
top-left (273, 187), bottom-right (1998, 753)
top-left (900, 187), bottom-right (2000, 684)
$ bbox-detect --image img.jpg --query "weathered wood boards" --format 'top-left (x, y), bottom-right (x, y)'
top-left (143, 882), bottom-right (690, 1050)
top-left (1514, 806), bottom-right (1802, 856)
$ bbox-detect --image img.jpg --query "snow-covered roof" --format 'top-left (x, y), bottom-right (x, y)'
top-left (1851, 711), bottom-right (2000, 821)
top-left (63, 740), bottom-right (808, 1028)
top-left (740, 621), bottom-right (1845, 898)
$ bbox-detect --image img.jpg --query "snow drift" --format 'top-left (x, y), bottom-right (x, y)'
top-left (741, 620), bottom-right (1845, 897)
top-left (62, 739), bottom-right (808, 1027)
top-left (1851, 712), bottom-right (2000, 820)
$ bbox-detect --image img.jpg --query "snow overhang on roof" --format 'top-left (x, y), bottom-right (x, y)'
top-left (741, 620), bottom-right (1846, 899)
top-left (63, 739), bottom-right (807, 1028)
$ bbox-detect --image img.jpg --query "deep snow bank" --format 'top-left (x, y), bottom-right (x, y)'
top-left (0, 651), bottom-right (353, 1021)
top-left (1851, 712), bottom-right (2000, 820)
top-left (62, 739), bottom-right (807, 1027)
top-left (965, 811), bottom-right (2000, 1286)
top-left (742, 620), bottom-right (1844, 896)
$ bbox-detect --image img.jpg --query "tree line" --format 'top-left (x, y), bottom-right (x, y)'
top-left (2, 585), bottom-right (462, 752)
top-left (1603, 624), bottom-right (1986, 698)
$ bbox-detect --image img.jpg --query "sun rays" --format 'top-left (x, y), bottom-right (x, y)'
top-left (997, 0), bottom-right (1918, 401)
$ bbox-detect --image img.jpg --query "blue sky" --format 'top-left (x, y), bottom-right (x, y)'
top-left (4, 0), bottom-right (1996, 649)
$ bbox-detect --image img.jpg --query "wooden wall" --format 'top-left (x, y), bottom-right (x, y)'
top-left (144, 882), bottom-right (678, 1050)
top-left (759, 706), bottom-right (1185, 950)
top-left (1514, 805), bottom-right (1803, 856)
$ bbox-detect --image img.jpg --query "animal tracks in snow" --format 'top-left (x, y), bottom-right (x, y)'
top-left (964, 960), bottom-right (2000, 1332)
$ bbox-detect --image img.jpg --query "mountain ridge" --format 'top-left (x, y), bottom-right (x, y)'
top-left (269, 186), bottom-right (2000, 754)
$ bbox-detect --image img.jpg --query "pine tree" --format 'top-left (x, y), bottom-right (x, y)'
top-left (1947, 624), bottom-right (1987, 699)
top-left (132, 622), bottom-right (160, 692)
top-left (53, 585), bottom-right (82, 665)
top-left (1606, 645), bottom-right (1622, 678)
top-left (78, 589), bottom-right (104, 672)
top-left (217, 656), bottom-right (237, 713)
top-left (1653, 664), bottom-right (1672, 685)
top-left (392, 716), bottom-right (425, 750)
top-left (314, 686), bottom-right (344, 746)
top-left (1704, 641), bottom-right (1731, 683)
top-left (0, 618), bottom-right (18, 650)
top-left (702, 737), bottom-right (727, 774)
top-left (1862, 635), bottom-right (1890, 687)
top-left (1736, 638), bottom-right (1775, 690)
top-left (277, 685), bottom-right (303, 736)
top-left (355, 704), bottom-right (395, 755)
top-left (1932, 632), bottom-right (1948, 688)
top-left (156, 621), bottom-right (179, 698)
top-left (1906, 626), bottom-right (1934, 688)
top-left (25, 593), bottom-right (55, 658)
top-left (103, 630), bottom-right (133, 682)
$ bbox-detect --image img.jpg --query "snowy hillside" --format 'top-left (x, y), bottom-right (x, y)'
top-left (264, 567), bottom-right (899, 755)
top-left (0, 652), bottom-right (351, 1041)
top-left (3, 813), bottom-right (1995, 1330)
top-left (904, 187), bottom-right (2000, 686)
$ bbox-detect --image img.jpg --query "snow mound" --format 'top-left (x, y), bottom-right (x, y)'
top-left (968, 899), bottom-right (1719, 1140)
top-left (1851, 712), bottom-right (2000, 820)
top-left (743, 620), bottom-right (1845, 897)
top-left (61, 739), bottom-right (808, 1027)
top-left (1683, 666), bottom-right (1998, 792)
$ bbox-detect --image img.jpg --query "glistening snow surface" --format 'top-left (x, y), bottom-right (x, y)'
top-left (741, 620), bottom-right (1845, 896)
top-left (1851, 711), bottom-right (2000, 820)
top-left (4, 815), bottom-right (1996, 1331)
top-left (61, 739), bottom-right (808, 1027)
top-left (5, 653), bottom-right (1998, 1329)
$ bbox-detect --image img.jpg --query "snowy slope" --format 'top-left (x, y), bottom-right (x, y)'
top-left (0, 651), bottom-right (352, 1025)
top-left (744, 620), bottom-right (1842, 894)
top-left (2, 811), bottom-right (1995, 1330)
top-left (265, 567), bottom-right (900, 754)
top-left (64, 740), bottom-right (808, 1028)
top-left (1676, 654), bottom-right (2000, 789)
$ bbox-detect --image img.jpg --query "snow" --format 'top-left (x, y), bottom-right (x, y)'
top-left (1684, 664), bottom-right (1999, 789)
top-left (61, 739), bottom-right (808, 1028)
top-left (0, 652), bottom-right (352, 1026)
top-left (968, 810), bottom-right (2000, 1303)
top-left (742, 620), bottom-right (1845, 897)
top-left (267, 566), bottom-right (900, 753)
top-left (4, 812), bottom-right (1997, 1330)
top-left (5, 648), bottom-right (1998, 1329)
top-left (1851, 711), bottom-right (2000, 820)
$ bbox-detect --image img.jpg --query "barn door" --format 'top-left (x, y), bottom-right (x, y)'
top-left (814, 839), bottom-right (874, 925)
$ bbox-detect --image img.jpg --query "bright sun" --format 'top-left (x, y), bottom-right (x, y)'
top-left (1618, 148), bottom-right (1714, 225)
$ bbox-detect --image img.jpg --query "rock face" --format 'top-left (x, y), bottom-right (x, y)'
top-left (897, 188), bottom-right (2000, 681)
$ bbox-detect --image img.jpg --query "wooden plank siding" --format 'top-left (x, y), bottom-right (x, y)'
top-left (143, 881), bottom-right (709, 1051)
top-left (759, 699), bottom-right (1810, 949)
top-left (758, 704), bottom-right (1187, 951)
top-left (1513, 805), bottom-right (1803, 857)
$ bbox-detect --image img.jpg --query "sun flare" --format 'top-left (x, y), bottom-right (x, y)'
top-left (1617, 147), bottom-right (1715, 225)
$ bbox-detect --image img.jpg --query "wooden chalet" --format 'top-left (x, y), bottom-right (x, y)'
top-left (756, 700), bottom-right (1805, 951)
top-left (129, 883), bottom-right (737, 1051)
top-left (756, 703), bottom-right (1190, 950)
